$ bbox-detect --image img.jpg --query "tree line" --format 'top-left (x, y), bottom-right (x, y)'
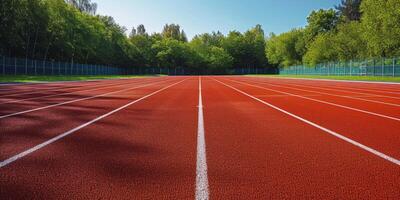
top-left (0, 0), bottom-right (268, 74)
top-left (266, 0), bottom-right (400, 67)
top-left (1, 0), bottom-right (398, 74)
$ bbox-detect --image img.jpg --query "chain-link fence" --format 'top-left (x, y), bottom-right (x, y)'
top-left (0, 55), bottom-right (125, 76)
top-left (280, 58), bottom-right (400, 76)
top-left (0, 55), bottom-right (280, 76)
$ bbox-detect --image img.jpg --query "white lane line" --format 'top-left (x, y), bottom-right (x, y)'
top-left (0, 79), bottom-right (186, 168)
top-left (228, 79), bottom-right (400, 122)
top-left (254, 77), bottom-right (400, 95)
top-left (262, 76), bottom-right (400, 85)
top-left (195, 77), bottom-right (209, 200)
top-left (0, 82), bottom-right (107, 98)
top-left (247, 77), bottom-right (400, 99)
top-left (213, 78), bottom-right (400, 166)
top-left (0, 78), bottom-right (157, 105)
top-left (241, 78), bottom-right (400, 107)
top-left (0, 79), bottom-right (171, 119)
top-left (0, 78), bottom-right (149, 97)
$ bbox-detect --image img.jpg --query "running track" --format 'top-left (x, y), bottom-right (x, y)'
top-left (0, 76), bottom-right (399, 199)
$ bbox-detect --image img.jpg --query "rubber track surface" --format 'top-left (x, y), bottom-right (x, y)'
top-left (0, 76), bottom-right (399, 199)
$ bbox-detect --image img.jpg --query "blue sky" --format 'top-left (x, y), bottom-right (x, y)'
top-left (93, 0), bottom-right (341, 39)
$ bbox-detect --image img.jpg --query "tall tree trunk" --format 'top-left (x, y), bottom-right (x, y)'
top-left (43, 34), bottom-right (54, 63)
top-left (31, 26), bottom-right (39, 59)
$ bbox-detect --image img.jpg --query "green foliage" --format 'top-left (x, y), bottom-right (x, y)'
top-left (266, 29), bottom-right (305, 67)
top-left (304, 9), bottom-right (339, 44)
top-left (361, 0), bottom-right (400, 57)
top-left (162, 24), bottom-right (188, 42)
top-left (304, 22), bottom-right (366, 65)
top-left (336, 0), bottom-right (362, 21)
top-left (268, 0), bottom-right (400, 68)
top-left (222, 25), bottom-right (268, 68)
top-left (0, 1), bottom-right (273, 74)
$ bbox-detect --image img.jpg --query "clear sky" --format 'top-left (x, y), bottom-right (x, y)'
top-left (93, 0), bottom-right (341, 39)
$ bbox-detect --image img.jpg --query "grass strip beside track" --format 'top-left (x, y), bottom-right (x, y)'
top-left (249, 75), bottom-right (400, 83)
top-left (0, 75), bottom-right (163, 83)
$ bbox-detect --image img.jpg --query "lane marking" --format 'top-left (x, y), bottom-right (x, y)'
top-left (0, 79), bottom-right (186, 168)
top-left (0, 78), bottom-right (159, 105)
top-left (241, 78), bottom-right (400, 107)
top-left (0, 79), bottom-right (171, 119)
top-left (247, 77), bottom-right (400, 99)
top-left (228, 79), bottom-right (400, 122)
top-left (0, 78), bottom-right (148, 98)
top-left (254, 94), bottom-right (322, 98)
top-left (250, 76), bottom-right (400, 96)
top-left (260, 76), bottom-right (400, 85)
top-left (213, 78), bottom-right (400, 166)
top-left (195, 77), bottom-right (209, 200)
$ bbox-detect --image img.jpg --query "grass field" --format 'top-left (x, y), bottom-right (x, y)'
top-left (0, 75), bottom-right (161, 83)
top-left (249, 75), bottom-right (400, 83)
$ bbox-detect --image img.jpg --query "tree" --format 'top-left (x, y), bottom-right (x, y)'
top-left (129, 27), bottom-right (137, 38)
top-left (332, 22), bottom-right (367, 60)
top-left (65, 0), bottom-right (97, 15)
top-left (208, 47), bottom-right (233, 73)
top-left (361, 0), bottom-right (400, 57)
top-left (303, 32), bottom-right (338, 65)
top-left (152, 38), bottom-right (189, 68)
top-left (304, 9), bottom-right (339, 44)
top-left (137, 24), bottom-right (146, 35)
top-left (336, 0), bottom-right (362, 21)
top-left (266, 29), bottom-right (305, 67)
top-left (162, 24), bottom-right (187, 42)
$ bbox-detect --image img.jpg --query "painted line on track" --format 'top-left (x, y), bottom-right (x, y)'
top-left (229, 79), bottom-right (400, 122)
top-left (0, 78), bottom-right (143, 98)
top-left (262, 76), bottom-right (400, 85)
top-left (0, 79), bottom-right (186, 169)
top-left (241, 78), bottom-right (400, 107)
top-left (0, 79), bottom-right (171, 119)
top-left (249, 77), bottom-right (400, 96)
top-left (213, 78), bottom-right (400, 166)
top-left (0, 78), bottom-right (158, 105)
top-left (195, 77), bottom-right (209, 200)
top-left (247, 77), bottom-right (400, 99)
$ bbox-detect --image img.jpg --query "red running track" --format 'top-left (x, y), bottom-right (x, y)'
top-left (0, 76), bottom-right (399, 199)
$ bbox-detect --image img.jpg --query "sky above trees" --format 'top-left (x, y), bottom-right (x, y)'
top-left (93, 0), bottom-right (341, 39)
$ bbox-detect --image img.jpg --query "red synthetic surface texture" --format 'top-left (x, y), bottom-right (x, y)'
top-left (0, 76), bottom-right (399, 199)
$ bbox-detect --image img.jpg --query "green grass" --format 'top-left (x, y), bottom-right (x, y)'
top-left (249, 75), bottom-right (400, 83)
top-left (0, 75), bottom-right (162, 83)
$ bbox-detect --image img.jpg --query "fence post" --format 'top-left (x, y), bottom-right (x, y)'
top-left (51, 61), bottom-right (54, 75)
top-left (14, 57), bottom-right (17, 75)
top-left (43, 61), bottom-right (45, 75)
top-left (372, 59), bottom-right (375, 76)
top-left (25, 57), bottom-right (28, 75)
top-left (393, 58), bottom-right (396, 77)
top-left (2, 56), bottom-right (5, 75)
top-left (35, 60), bottom-right (37, 75)
top-left (349, 60), bottom-right (352, 76)
top-left (382, 58), bottom-right (384, 76)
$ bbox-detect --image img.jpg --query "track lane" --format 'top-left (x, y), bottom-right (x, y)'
top-left (233, 77), bottom-right (400, 118)
top-left (0, 77), bottom-right (198, 199)
top-left (1, 75), bottom-right (399, 199)
top-left (220, 77), bottom-right (400, 160)
top-left (252, 76), bottom-right (400, 96)
top-left (0, 78), bottom-right (179, 161)
top-left (241, 77), bottom-right (400, 103)
top-left (0, 78), bottom-right (169, 118)
top-left (206, 77), bottom-right (399, 198)
top-left (0, 77), bottom-right (162, 101)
